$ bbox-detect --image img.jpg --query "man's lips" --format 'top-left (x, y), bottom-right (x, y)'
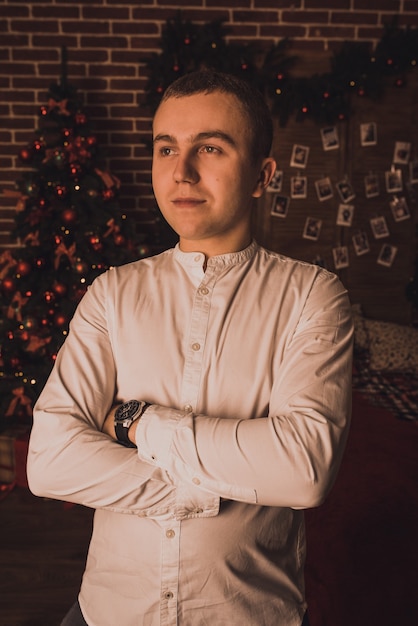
top-left (171, 197), bottom-right (206, 207)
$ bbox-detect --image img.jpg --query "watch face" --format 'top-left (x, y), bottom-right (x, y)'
top-left (115, 399), bottom-right (140, 423)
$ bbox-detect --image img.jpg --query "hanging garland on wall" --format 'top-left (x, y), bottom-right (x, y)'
top-left (144, 12), bottom-right (418, 126)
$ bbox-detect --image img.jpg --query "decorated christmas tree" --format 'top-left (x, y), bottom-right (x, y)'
top-left (0, 51), bottom-right (140, 431)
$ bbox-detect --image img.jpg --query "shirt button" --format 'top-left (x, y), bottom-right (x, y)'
top-left (184, 404), bottom-right (193, 412)
top-left (166, 529), bottom-right (175, 539)
top-left (164, 591), bottom-right (174, 600)
top-left (194, 255), bottom-right (202, 263)
top-left (199, 286), bottom-right (209, 295)
top-left (192, 477), bottom-right (201, 485)
top-left (191, 342), bottom-right (200, 351)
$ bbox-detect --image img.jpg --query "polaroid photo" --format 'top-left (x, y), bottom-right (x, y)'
top-left (336, 179), bottom-right (356, 203)
top-left (332, 246), bottom-right (349, 270)
top-left (364, 173), bottom-right (380, 199)
top-left (271, 194), bottom-right (290, 218)
top-left (267, 169), bottom-right (283, 193)
top-left (336, 204), bottom-right (354, 227)
top-left (393, 141), bottom-right (411, 165)
top-left (385, 168), bottom-right (403, 193)
top-left (377, 244), bottom-right (397, 267)
top-left (352, 231), bottom-right (370, 256)
top-left (409, 161), bottom-right (418, 184)
top-left (390, 196), bottom-right (411, 222)
top-left (303, 217), bottom-right (322, 241)
top-left (315, 177), bottom-right (333, 202)
top-left (370, 216), bottom-right (389, 239)
top-left (360, 122), bottom-right (377, 147)
top-left (290, 144), bottom-right (309, 168)
top-left (320, 126), bottom-right (339, 151)
top-left (291, 176), bottom-right (307, 199)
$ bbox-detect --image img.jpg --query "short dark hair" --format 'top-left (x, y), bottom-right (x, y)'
top-left (159, 69), bottom-right (273, 163)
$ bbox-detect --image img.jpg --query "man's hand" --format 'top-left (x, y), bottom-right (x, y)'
top-left (102, 405), bottom-right (117, 438)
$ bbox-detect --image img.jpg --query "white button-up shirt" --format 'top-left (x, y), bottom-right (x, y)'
top-left (28, 241), bottom-right (353, 626)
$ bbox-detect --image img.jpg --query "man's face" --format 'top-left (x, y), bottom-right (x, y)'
top-left (152, 91), bottom-right (275, 256)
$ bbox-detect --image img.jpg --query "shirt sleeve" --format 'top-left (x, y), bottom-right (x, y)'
top-left (137, 270), bottom-right (354, 509)
top-left (27, 274), bottom-right (219, 520)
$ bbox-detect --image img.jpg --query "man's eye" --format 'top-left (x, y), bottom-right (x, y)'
top-left (200, 145), bottom-right (219, 154)
top-left (159, 147), bottom-right (174, 156)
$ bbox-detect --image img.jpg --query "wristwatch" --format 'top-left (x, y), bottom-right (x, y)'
top-left (114, 399), bottom-right (150, 448)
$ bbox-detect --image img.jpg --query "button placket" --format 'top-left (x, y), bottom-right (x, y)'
top-left (160, 520), bottom-right (180, 626)
top-left (180, 275), bottom-right (213, 412)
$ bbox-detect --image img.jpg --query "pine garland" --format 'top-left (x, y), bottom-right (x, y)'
top-left (144, 13), bottom-right (418, 126)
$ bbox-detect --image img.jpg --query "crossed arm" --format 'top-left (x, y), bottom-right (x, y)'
top-left (28, 269), bottom-right (353, 516)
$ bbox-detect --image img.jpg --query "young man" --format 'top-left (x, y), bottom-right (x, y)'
top-left (28, 70), bottom-right (353, 626)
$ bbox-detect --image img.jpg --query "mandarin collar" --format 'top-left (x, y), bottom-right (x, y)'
top-left (173, 240), bottom-right (258, 271)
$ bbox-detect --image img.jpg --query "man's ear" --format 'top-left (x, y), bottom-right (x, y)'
top-left (252, 158), bottom-right (277, 198)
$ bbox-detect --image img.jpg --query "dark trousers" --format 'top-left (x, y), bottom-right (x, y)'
top-left (61, 600), bottom-right (311, 625)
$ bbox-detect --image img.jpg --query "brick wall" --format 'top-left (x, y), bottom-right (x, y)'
top-left (1, 0), bottom-right (417, 249)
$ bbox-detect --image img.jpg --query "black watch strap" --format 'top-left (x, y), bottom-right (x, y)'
top-left (114, 400), bottom-right (150, 448)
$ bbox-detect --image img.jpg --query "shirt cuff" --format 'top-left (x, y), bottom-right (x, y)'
top-left (136, 404), bottom-right (185, 465)
top-left (136, 405), bottom-right (220, 520)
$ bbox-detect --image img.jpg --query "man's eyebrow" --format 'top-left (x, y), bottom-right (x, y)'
top-left (153, 133), bottom-right (176, 145)
top-left (193, 131), bottom-right (237, 148)
top-left (152, 131), bottom-right (237, 147)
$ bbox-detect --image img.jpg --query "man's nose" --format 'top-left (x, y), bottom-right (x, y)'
top-left (173, 154), bottom-right (199, 184)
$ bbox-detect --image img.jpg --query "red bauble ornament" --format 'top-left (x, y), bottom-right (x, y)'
top-left (44, 291), bottom-right (55, 303)
top-left (40, 105), bottom-right (48, 116)
top-left (61, 208), bottom-right (77, 224)
top-left (16, 260), bottom-right (31, 276)
top-left (89, 235), bottom-right (103, 251)
top-left (102, 188), bottom-right (115, 201)
top-left (114, 233), bottom-right (126, 246)
top-left (54, 312), bottom-right (68, 328)
top-left (75, 113), bottom-right (87, 125)
top-left (55, 185), bottom-right (67, 197)
top-left (69, 163), bottom-right (82, 177)
top-left (2, 277), bottom-right (15, 292)
top-left (33, 140), bottom-right (44, 153)
top-left (74, 260), bottom-right (87, 274)
top-left (53, 281), bottom-right (67, 297)
top-left (18, 148), bottom-right (33, 163)
top-left (37, 197), bottom-right (48, 209)
top-left (87, 135), bottom-right (97, 146)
